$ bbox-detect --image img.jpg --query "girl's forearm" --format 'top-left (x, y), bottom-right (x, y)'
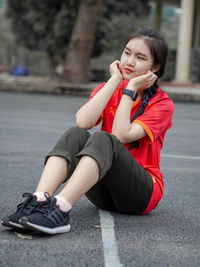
top-left (112, 95), bottom-right (146, 144)
top-left (112, 95), bottom-right (133, 141)
top-left (76, 75), bottom-right (121, 129)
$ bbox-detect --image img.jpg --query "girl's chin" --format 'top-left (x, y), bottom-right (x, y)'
top-left (123, 73), bottom-right (136, 81)
top-left (123, 72), bottom-right (146, 81)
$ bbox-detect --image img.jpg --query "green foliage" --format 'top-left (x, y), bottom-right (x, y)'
top-left (99, 13), bottom-right (149, 56)
top-left (92, 0), bottom-right (151, 57)
top-left (0, 0), bottom-right (5, 7)
top-left (102, 0), bottom-right (150, 17)
top-left (0, 8), bottom-right (15, 45)
top-left (6, 0), bottom-right (77, 59)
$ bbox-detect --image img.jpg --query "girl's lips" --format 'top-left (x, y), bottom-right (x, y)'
top-left (124, 68), bottom-right (133, 74)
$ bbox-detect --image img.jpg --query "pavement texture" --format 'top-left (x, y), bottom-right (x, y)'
top-left (0, 91), bottom-right (200, 267)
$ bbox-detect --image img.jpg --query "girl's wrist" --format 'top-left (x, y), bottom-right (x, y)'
top-left (127, 80), bottom-right (139, 92)
top-left (110, 74), bottom-right (123, 85)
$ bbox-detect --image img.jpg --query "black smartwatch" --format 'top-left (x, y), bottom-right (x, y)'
top-left (122, 89), bottom-right (138, 101)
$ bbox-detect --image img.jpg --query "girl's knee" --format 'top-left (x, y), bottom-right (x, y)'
top-left (90, 131), bottom-right (119, 145)
top-left (53, 127), bottom-right (90, 150)
top-left (60, 126), bottom-right (89, 141)
top-left (91, 131), bottom-right (110, 140)
top-left (67, 126), bottom-right (87, 136)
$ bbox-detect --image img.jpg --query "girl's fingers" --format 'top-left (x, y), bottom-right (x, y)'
top-left (139, 72), bottom-right (157, 89)
top-left (146, 71), bottom-right (157, 80)
top-left (110, 61), bottom-right (119, 71)
top-left (110, 60), bottom-right (120, 67)
top-left (146, 73), bottom-right (157, 84)
top-left (109, 60), bottom-right (123, 81)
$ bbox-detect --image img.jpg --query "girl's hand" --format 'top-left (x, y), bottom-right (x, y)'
top-left (127, 71), bottom-right (157, 92)
top-left (109, 60), bottom-right (123, 83)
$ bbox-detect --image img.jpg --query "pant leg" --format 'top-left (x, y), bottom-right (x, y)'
top-left (44, 126), bottom-right (90, 179)
top-left (85, 179), bottom-right (118, 212)
top-left (77, 131), bottom-right (153, 215)
top-left (76, 131), bottom-right (120, 179)
top-left (45, 128), bottom-right (153, 214)
top-left (44, 127), bottom-right (118, 209)
top-left (102, 146), bottom-right (153, 215)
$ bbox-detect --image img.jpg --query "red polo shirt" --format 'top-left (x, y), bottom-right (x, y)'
top-left (89, 80), bottom-right (174, 214)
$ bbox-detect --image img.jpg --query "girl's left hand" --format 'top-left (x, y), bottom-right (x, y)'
top-left (127, 71), bottom-right (157, 92)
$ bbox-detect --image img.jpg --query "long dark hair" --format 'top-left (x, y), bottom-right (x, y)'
top-left (125, 28), bottom-right (168, 149)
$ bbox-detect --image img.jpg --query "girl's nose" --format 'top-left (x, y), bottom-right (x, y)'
top-left (127, 57), bottom-right (135, 66)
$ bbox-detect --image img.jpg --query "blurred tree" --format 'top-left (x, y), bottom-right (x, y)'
top-left (6, 0), bottom-right (77, 75)
top-left (63, 0), bottom-right (103, 83)
top-left (6, 0), bottom-right (150, 81)
top-left (64, 0), bottom-right (150, 82)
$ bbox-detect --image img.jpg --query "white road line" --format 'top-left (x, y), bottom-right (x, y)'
top-left (99, 209), bottom-right (123, 267)
top-left (99, 152), bottom-right (199, 267)
top-left (162, 154), bottom-right (200, 160)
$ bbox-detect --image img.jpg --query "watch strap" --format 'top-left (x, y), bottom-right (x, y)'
top-left (122, 89), bottom-right (138, 101)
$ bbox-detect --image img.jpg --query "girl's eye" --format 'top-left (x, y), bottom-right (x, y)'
top-left (137, 57), bottom-right (145, 60)
top-left (124, 51), bottom-right (130, 55)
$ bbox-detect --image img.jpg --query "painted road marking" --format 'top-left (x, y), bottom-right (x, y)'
top-left (99, 209), bottom-right (123, 267)
top-left (162, 154), bottom-right (200, 160)
top-left (99, 153), bottom-right (199, 266)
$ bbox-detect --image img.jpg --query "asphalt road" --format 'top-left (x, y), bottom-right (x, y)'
top-left (0, 91), bottom-right (200, 267)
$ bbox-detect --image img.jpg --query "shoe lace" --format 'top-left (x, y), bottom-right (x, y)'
top-left (35, 196), bottom-right (57, 217)
top-left (17, 192), bottom-right (37, 213)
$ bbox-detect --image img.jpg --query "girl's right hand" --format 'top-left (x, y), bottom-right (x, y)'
top-left (127, 71), bottom-right (157, 92)
top-left (109, 60), bottom-right (123, 83)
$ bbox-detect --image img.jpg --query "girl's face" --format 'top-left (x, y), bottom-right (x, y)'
top-left (120, 38), bottom-right (158, 80)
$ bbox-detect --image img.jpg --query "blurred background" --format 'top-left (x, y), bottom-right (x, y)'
top-left (0, 0), bottom-right (199, 84)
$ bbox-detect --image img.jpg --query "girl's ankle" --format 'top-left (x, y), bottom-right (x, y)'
top-left (55, 195), bottom-right (72, 212)
top-left (33, 192), bottom-right (48, 202)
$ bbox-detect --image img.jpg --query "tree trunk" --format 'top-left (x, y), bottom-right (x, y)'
top-left (62, 0), bottom-right (103, 83)
top-left (49, 54), bottom-right (57, 77)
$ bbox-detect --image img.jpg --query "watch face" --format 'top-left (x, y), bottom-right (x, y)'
top-left (132, 91), bottom-right (137, 97)
top-left (132, 92), bottom-right (138, 100)
top-left (130, 90), bottom-right (138, 100)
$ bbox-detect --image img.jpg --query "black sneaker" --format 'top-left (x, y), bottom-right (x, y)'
top-left (19, 197), bottom-right (71, 234)
top-left (1, 193), bottom-right (39, 229)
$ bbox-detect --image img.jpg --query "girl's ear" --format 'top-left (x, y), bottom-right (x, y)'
top-left (152, 64), bottom-right (160, 73)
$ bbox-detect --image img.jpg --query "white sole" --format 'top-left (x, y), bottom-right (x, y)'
top-left (1, 220), bottom-right (25, 229)
top-left (21, 221), bottom-right (71, 234)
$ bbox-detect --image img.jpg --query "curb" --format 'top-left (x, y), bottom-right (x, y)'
top-left (161, 86), bottom-right (200, 103)
top-left (1, 74), bottom-right (200, 102)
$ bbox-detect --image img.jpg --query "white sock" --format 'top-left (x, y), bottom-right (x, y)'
top-left (33, 192), bottom-right (48, 202)
top-left (55, 195), bottom-right (72, 212)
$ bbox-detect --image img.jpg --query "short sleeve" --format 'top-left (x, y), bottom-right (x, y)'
top-left (89, 82), bottom-right (106, 100)
top-left (134, 97), bottom-right (174, 144)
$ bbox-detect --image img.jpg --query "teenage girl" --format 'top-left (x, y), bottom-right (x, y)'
top-left (1, 28), bottom-right (174, 234)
